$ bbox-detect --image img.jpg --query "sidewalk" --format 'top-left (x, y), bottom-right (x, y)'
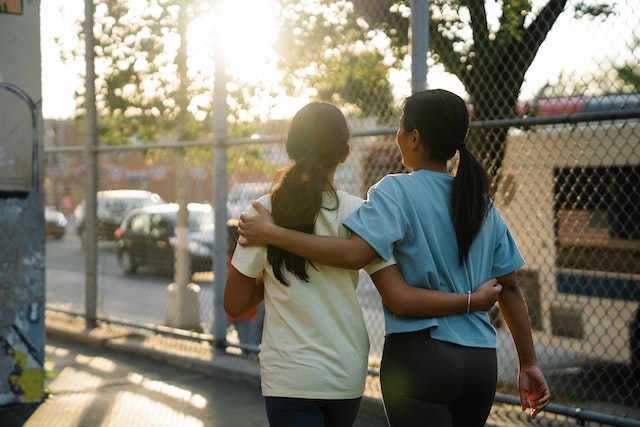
top-left (3, 311), bottom-right (626, 427)
top-left (2, 312), bottom-right (388, 427)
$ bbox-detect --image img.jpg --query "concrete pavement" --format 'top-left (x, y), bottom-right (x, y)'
top-left (3, 311), bottom-right (635, 427)
top-left (4, 337), bottom-right (388, 427)
top-left (2, 312), bottom-right (388, 427)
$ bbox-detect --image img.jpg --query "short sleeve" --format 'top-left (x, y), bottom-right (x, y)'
top-left (343, 178), bottom-right (405, 261)
top-left (230, 195), bottom-right (271, 278)
top-left (363, 254), bottom-right (396, 275)
top-left (489, 207), bottom-right (526, 277)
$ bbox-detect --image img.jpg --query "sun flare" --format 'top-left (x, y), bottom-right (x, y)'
top-left (186, 0), bottom-right (307, 121)
top-left (189, 0), bottom-right (279, 81)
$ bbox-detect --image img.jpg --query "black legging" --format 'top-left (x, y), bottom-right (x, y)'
top-left (380, 328), bottom-right (497, 427)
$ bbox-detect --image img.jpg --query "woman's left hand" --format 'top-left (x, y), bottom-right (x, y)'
top-left (518, 364), bottom-right (551, 419)
top-left (238, 201), bottom-right (274, 247)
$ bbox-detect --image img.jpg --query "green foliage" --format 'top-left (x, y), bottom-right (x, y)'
top-left (90, 0), bottom-right (182, 143)
top-left (347, 0), bottom-right (617, 179)
top-left (616, 36), bottom-right (640, 92)
top-left (617, 64), bottom-right (640, 92)
top-left (70, 0), bottom-right (403, 148)
top-left (573, 2), bottom-right (616, 18)
top-left (273, 0), bottom-right (401, 124)
top-left (66, 0), bottom-right (624, 183)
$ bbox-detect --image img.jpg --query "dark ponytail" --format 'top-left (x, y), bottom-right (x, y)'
top-left (451, 145), bottom-right (491, 264)
top-left (402, 89), bottom-right (491, 265)
top-left (268, 103), bottom-right (350, 285)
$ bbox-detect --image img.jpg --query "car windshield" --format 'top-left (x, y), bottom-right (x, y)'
top-left (97, 195), bottom-right (164, 220)
top-left (130, 197), bottom-right (161, 210)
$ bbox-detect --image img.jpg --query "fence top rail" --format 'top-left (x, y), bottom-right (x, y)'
top-left (43, 109), bottom-right (640, 155)
top-left (472, 108), bottom-right (640, 130)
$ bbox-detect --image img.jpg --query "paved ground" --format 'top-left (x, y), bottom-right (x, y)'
top-left (1, 313), bottom-right (390, 427)
top-left (2, 311), bottom-right (638, 427)
top-left (3, 336), bottom-right (387, 427)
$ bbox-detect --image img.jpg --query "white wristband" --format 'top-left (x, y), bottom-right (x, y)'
top-left (466, 291), bottom-right (471, 314)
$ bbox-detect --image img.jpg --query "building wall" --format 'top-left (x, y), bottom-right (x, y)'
top-left (0, 0), bottom-right (46, 405)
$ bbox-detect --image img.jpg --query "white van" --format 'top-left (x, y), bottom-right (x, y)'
top-left (494, 115), bottom-right (640, 365)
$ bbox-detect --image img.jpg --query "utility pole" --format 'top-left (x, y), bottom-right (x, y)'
top-left (164, 0), bottom-right (202, 331)
top-left (410, 0), bottom-right (429, 93)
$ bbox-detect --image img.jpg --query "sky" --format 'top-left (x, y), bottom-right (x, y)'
top-left (40, 0), bottom-right (638, 120)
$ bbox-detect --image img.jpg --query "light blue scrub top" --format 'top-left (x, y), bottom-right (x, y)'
top-left (343, 169), bottom-right (525, 348)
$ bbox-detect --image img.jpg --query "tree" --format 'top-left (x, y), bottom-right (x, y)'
top-left (616, 36), bottom-right (640, 92)
top-left (346, 0), bottom-right (615, 180)
top-left (271, 0), bottom-right (401, 126)
top-left (70, 0), bottom-right (400, 145)
top-left (68, 0), bottom-right (281, 182)
top-left (71, 0), bottom-right (216, 146)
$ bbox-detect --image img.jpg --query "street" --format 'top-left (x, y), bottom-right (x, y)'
top-left (45, 232), bottom-right (216, 330)
top-left (44, 230), bottom-right (387, 358)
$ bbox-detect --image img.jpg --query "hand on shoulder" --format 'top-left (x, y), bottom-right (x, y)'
top-left (238, 201), bottom-right (273, 247)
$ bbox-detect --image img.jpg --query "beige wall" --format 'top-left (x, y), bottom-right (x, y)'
top-left (1, 0), bottom-right (42, 192)
top-left (0, 0), bottom-right (47, 406)
top-left (0, 0), bottom-right (41, 98)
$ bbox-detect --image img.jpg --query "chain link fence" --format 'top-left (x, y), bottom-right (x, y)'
top-left (41, 0), bottom-right (639, 424)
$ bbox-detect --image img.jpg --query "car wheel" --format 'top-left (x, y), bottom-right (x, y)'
top-left (119, 250), bottom-right (138, 275)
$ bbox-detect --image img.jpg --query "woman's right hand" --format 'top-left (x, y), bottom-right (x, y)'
top-left (472, 278), bottom-right (502, 311)
top-left (237, 201), bottom-right (275, 247)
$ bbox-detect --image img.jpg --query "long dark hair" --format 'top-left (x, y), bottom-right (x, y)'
top-left (401, 89), bottom-right (492, 265)
top-left (268, 102), bottom-right (350, 285)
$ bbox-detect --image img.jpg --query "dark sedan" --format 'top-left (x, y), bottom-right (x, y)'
top-left (74, 189), bottom-right (165, 244)
top-left (114, 203), bottom-right (214, 277)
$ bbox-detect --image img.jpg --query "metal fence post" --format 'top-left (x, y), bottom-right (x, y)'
top-left (83, 0), bottom-right (98, 328)
top-left (410, 0), bottom-right (429, 93)
top-left (211, 0), bottom-right (229, 351)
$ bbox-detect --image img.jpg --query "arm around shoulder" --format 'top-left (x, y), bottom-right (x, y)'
top-left (370, 265), bottom-right (502, 317)
top-left (239, 201), bottom-right (378, 269)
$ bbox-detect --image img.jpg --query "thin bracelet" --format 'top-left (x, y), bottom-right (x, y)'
top-left (466, 291), bottom-right (471, 314)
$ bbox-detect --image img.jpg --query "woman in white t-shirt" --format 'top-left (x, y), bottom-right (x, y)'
top-left (224, 102), bottom-right (501, 427)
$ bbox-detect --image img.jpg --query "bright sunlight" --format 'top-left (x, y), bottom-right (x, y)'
top-left (41, 0), bottom-right (307, 122)
top-left (187, 0), bottom-right (307, 121)
top-left (189, 0), bottom-right (278, 82)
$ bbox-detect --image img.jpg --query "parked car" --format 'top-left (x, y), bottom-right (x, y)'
top-left (45, 205), bottom-right (67, 239)
top-left (114, 203), bottom-right (214, 277)
top-left (226, 181), bottom-right (271, 220)
top-left (74, 190), bottom-right (165, 244)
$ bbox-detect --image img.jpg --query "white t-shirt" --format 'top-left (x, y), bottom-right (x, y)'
top-left (231, 190), bottom-right (391, 399)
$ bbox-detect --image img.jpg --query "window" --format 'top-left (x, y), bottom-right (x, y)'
top-left (554, 165), bottom-right (640, 300)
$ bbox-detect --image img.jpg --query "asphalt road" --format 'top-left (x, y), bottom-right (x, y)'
top-left (45, 229), bottom-right (387, 357)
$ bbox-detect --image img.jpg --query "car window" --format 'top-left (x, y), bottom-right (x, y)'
top-left (129, 197), bottom-right (162, 211)
top-left (129, 214), bottom-right (150, 234)
top-left (151, 214), bottom-right (173, 237)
